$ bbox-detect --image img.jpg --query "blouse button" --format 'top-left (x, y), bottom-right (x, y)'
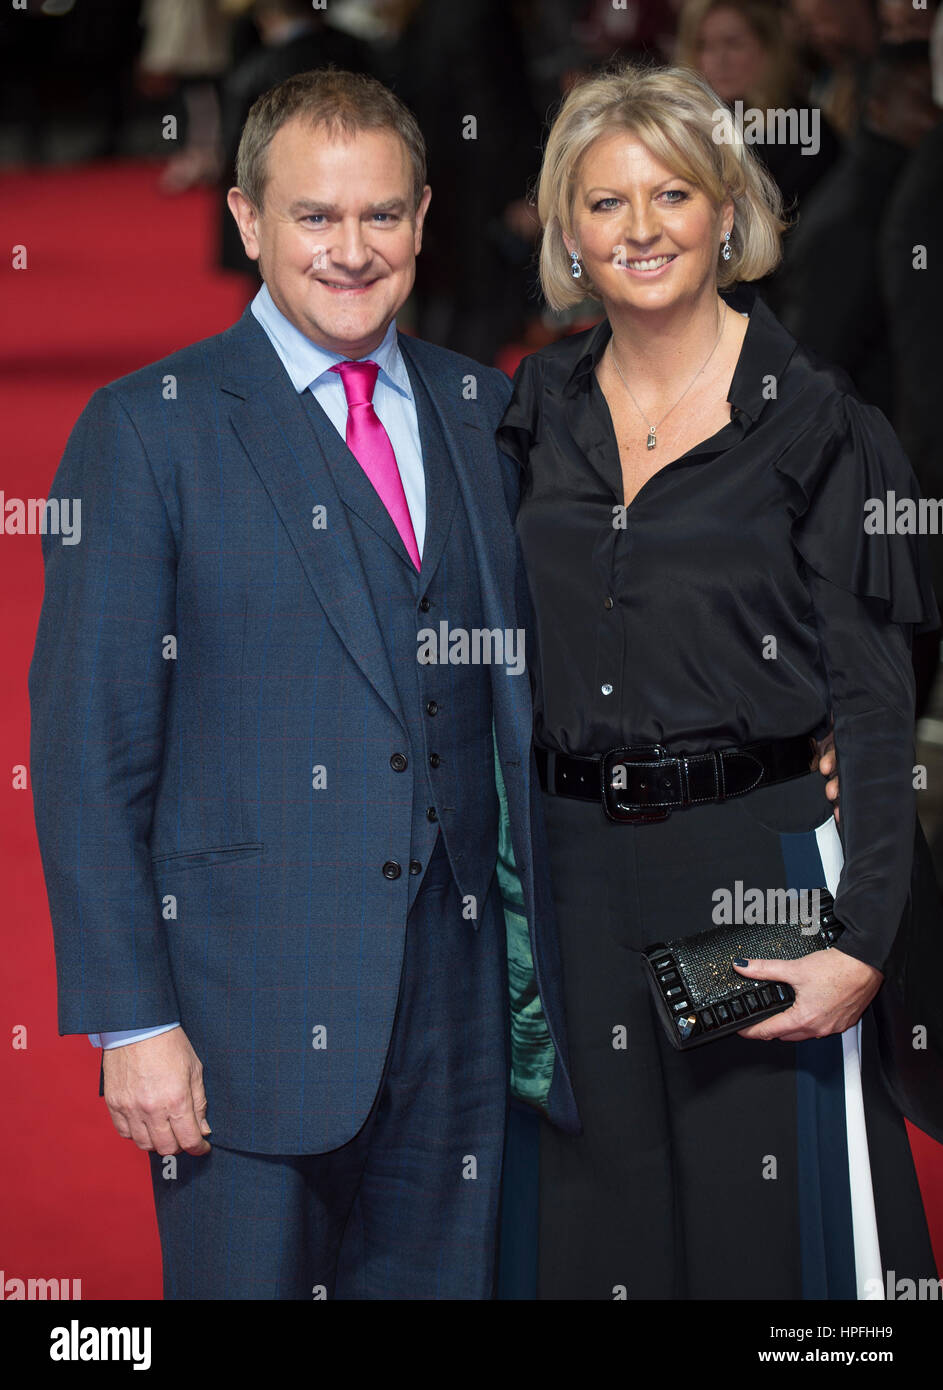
top-left (601, 683), bottom-right (613, 696)
top-left (604, 596), bottom-right (614, 610)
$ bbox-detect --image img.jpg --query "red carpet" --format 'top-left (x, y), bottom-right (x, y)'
top-left (1, 159), bottom-right (941, 1298)
top-left (1, 160), bottom-right (245, 1299)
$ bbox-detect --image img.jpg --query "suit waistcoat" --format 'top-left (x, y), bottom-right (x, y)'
top-left (299, 366), bottom-right (498, 915)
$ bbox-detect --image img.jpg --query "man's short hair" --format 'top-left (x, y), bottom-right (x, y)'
top-left (236, 67), bottom-right (427, 212)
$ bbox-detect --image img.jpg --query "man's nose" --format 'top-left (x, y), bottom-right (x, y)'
top-left (332, 218), bottom-right (372, 271)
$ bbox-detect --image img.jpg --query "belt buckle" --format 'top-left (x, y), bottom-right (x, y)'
top-left (602, 744), bottom-right (673, 824)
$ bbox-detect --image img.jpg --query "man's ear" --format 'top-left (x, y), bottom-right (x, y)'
top-left (227, 187), bottom-right (261, 262)
top-left (413, 184), bottom-right (432, 254)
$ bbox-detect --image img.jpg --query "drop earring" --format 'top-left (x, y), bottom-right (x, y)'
top-left (570, 249), bottom-right (583, 279)
top-left (721, 230), bottom-right (732, 262)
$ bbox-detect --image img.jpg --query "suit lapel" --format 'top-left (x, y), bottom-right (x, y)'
top-left (397, 334), bottom-right (516, 628)
top-left (298, 387), bottom-right (418, 576)
top-left (401, 353), bottom-right (458, 590)
top-left (221, 308), bottom-right (404, 729)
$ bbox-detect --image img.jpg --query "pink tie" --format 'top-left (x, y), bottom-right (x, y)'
top-left (330, 359), bottom-right (421, 571)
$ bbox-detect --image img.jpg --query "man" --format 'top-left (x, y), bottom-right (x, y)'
top-left (28, 69), bottom-right (578, 1300)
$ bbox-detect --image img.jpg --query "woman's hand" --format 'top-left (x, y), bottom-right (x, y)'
top-left (810, 728), bottom-right (840, 823)
top-left (732, 948), bottom-right (882, 1041)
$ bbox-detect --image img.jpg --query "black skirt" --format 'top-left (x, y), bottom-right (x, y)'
top-left (513, 771), bottom-right (937, 1300)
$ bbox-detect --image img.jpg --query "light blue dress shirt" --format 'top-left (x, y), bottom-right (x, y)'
top-left (252, 280), bottom-right (426, 554)
top-left (89, 282), bottom-right (426, 1051)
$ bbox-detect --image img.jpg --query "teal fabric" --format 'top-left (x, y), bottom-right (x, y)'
top-left (493, 733), bottom-right (555, 1111)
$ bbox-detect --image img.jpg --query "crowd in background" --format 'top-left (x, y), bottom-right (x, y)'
top-left (3, 0), bottom-right (942, 670)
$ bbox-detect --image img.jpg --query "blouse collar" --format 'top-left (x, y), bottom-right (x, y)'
top-left (561, 281), bottom-right (797, 429)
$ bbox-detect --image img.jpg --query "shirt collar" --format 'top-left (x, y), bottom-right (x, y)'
top-left (562, 281), bottom-right (796, 426)
top-left (250, 281), bottom-right (412, 400)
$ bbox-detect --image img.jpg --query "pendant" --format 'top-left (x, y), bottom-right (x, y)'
top-left (646, 426), bottom-right (656, 451)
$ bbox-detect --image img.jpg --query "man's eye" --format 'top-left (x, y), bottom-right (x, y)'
top-left (303, 214), bottom-right (325, 225)
top-left (372, 213), bottom-right (397, 224)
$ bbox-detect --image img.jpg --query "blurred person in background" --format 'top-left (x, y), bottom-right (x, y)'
top-left (878, 1), bottom-right (943, 595)
top-left (878, 1), bottom-right (943, 730)
top-left (677, 0), bottom-right (841, 213)
top-left (779, 42), bottom-right (938, 426)
top-left (137, 0), bottom-right (233, 192)
top-left (569, 0), bottom-right (678, 69)
top-left (789, 0), bottom-right (880, 135)
top-left (676, 0), bottom-right (841, 314)
top-left (383, 0), bottom-right (545, 363)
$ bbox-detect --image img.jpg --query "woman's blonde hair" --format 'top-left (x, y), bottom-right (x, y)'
top-left (537, 63), bottom-right (787, 311)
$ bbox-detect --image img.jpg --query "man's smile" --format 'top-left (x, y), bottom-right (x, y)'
top-left (314, 276), bottom-right (381, 294)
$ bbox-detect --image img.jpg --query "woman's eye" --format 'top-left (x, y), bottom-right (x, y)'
top-left (661, 190), bottom-right (689, 204)
top-left (591, 197), bottom-right (620, 211)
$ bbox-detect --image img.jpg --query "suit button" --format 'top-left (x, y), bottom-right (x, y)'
top-left (427, 807), bottom-right (437, 822)
top-left (409, 860), bottom-right (423, 875)
top-left (429, 753), bottom-right (441, 768)
top-left (390, 752), bottom-right (408, 772)
top-left (426, 700), bottom-right (438, 716)
top-left (419, 597), bottom-right (431, 612)
top-left (604, 596), bottom-right (614, 610)
top-left (382, 861), bottom-right (401, 880)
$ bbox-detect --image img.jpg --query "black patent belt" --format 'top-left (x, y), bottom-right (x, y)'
top-left (534, 732), bottom-right (816, 824)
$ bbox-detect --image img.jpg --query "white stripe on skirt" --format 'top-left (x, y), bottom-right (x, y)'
top-left (814, 815), bottom-right (885, 1299)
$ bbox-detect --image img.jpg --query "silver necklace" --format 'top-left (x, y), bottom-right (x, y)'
top-left (608, 304), bottom-right (726, 451)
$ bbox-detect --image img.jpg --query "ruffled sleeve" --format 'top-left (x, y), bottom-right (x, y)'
top-left (771, 390), bottom-right (938, 971)
top-left (496, 352), bottom-right (541, 473)
top-left (772, 392), bottom-right (939, 632)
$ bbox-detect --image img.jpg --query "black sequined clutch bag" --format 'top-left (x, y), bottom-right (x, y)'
top-left (642, 890), bottom-right (842, 1049)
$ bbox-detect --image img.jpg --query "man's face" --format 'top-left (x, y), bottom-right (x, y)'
top-left (228, 119), bottom-right (431, 357)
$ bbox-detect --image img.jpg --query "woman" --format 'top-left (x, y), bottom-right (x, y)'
top-left (678, 0), bottom-right (798, 111)
top-left (496, 63), bottom-right (939, 1300)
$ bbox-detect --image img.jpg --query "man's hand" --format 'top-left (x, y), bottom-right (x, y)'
top-left (810, 729), bottom-right (839, 823)
top-left (733, 948), bottom-right (882, 1042)
top-left (102, 1028), bottom-right (211, 1157)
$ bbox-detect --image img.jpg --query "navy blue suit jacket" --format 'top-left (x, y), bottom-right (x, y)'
top-left (29, 306), bottom-right (579, 1153)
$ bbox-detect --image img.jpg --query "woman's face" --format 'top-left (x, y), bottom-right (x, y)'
top-left (696, 6), bottom-right (770, 103)
top-left (565, 132), bottom-right (730, 317)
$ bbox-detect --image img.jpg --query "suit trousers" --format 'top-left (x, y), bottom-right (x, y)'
top-left (148, 833), bottom-right (510, 1299)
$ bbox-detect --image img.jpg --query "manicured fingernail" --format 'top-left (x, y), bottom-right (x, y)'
top-left (733, 957), bottom-right (749, 967)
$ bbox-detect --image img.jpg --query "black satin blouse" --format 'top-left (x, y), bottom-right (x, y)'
top-left (497, 282), bottom-right (938, 972)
